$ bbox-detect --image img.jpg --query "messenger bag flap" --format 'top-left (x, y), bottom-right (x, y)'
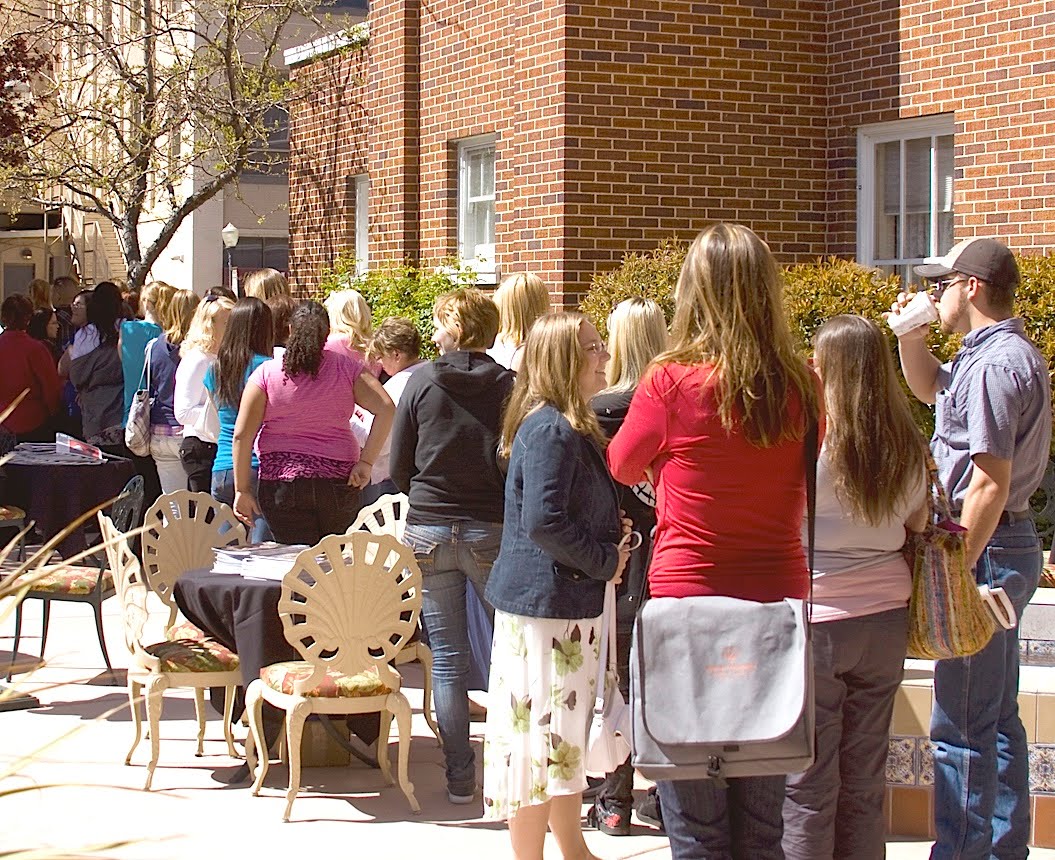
top-left (637, 595), bottom-right (808, 747)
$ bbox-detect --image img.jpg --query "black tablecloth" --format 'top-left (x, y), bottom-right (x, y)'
top-left (174, 568), bottom-right (379, 750)
top-left (2, 448), bottom-right (135, 559)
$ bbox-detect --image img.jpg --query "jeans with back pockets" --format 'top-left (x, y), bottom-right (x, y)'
top-left (930, 518), bottom-right (1041, 860)
top-left (403, 519), bottom-right (502, 796)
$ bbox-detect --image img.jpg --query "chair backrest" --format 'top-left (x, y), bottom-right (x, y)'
top-left (98, 511), bottom-right (154, 666)
top-left (279, 531), bottom-right (421, 696)
top-left (141, 491), bottom-right (246, 631)
top-left (110, 475), bottom-right (146, 534)
top-left (347, 492), bottom-right (409, 542)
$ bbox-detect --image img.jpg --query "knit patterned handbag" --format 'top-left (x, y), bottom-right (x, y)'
top-left (905, 456), bottom-right (997, 660)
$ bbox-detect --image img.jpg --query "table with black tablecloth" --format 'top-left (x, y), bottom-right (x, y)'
top-left (174, 567), bottom-right (379, 753)
top-left (2, 444), bottom-right (135, 559)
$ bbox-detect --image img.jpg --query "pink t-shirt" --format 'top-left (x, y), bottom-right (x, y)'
top-left (249, 351), bottom-right (364, 461)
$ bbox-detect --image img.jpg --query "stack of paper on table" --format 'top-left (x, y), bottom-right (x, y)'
top-left (212, 542), bottom-right (310, 579)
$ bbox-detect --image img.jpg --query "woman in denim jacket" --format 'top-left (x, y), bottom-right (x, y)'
top-left (483, 312), bottom-right (630, 860)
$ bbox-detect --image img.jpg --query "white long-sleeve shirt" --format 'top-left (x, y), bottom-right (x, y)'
top-left (174, 348), bottom-right (219, 443)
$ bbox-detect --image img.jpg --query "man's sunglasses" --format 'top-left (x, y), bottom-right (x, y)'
top-left (930, 276), bottom-right (966, 299)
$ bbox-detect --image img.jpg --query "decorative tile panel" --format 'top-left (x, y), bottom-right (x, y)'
top-left (886, 736), bottom-right (917, 786)
top-left (1030, 744), bottom-right (1055, 795)
top-left (918, 739), bottom-right (935, 786)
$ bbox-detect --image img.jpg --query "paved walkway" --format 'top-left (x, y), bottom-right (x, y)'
top-left (0, 594), bottom-right (1050, 859)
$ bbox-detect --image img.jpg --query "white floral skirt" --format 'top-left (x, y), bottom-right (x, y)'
top-left (483, 609), bottom-right (601, 821)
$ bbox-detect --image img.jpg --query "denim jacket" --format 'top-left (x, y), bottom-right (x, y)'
top-left (484, 405), bottom-right (621, 620)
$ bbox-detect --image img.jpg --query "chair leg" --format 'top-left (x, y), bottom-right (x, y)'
top-left (193, 689), bottom-right (206, 756)
top-left (282, 700), bottom-right (310, 823)
top-left (126, 680), bottom-right (144, 765)
top-left (91, 598), bottom-right (114, 680)
top-left (389, 693), bottom-right (420, 813)
top-left (8, 600), bottom-right (23, 680)
top-left (376, 710), bottom-right (393, 786)
top-left (417, 647), bottom-right (441, 746)
top-left (39, 600), bottom-right (51, 663)
top-left (246, 682), bottom-right (268, 794)
top-left (144, 675), bottom-right (167, 790)
top-left (222, 685), bottom-right (238, 758)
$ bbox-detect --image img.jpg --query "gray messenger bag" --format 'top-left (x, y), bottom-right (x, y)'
top-left (629, 419), bottom-right (818, 783)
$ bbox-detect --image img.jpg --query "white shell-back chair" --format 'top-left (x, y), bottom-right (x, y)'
top-left (347, 492), bottom-right (440, 744)
top-left (244, 531), bottom-right (423, 821)
top-left (99, 512), bottom-right (241, 790)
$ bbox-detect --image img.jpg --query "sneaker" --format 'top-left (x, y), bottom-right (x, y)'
top-left (448, 788), bottom-right (476, 805)
top-left (635, 787), bottom-right (664, 833)
top-left (586, 799), bottom-right (631, 836)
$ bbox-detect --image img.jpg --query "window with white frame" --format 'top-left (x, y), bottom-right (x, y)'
top-left (858, 115), bottom-right (955, 287)
top-left (458, 136), bottom-right (496, 281)
top-left (353, 174), bottom-right (369, 275)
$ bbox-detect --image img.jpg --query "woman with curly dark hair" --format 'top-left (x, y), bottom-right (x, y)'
top-left (231, 300), bottom-right (395, 544)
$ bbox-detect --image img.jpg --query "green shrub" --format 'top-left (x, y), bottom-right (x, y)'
top-left (316, 255), bottom-right (479, 358)
top-left (578, 238), bottom-right (683, 340)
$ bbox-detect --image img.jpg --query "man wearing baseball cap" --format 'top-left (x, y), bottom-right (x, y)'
top-left (891, 237), bottom-right (1051, 859)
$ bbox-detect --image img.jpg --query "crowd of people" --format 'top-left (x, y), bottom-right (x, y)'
top-left (0, 227), bottom-right (1048, 860)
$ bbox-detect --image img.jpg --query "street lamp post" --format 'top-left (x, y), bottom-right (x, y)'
top-left (221, 222), bottom-right (239, 293)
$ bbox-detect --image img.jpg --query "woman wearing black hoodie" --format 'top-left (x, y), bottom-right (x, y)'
top-left (390, 288), bottom-right (515, 806)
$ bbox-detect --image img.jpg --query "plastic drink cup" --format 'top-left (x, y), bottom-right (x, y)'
top-left (887, 290), bottom-right (938, 337)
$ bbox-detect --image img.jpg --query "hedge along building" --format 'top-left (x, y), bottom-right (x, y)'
top-left (285, 0), bottom-right (1055, 305)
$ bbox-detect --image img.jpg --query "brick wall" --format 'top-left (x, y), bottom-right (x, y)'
top-left (288, 48), bottom-right (368, 295)
top-left (827, 0), bottom-right (1055, 257)
top-left (289, 0), bottom-right (1054, 303)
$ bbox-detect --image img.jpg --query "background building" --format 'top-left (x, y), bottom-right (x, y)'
top-left (287, 0), bottom-right (1053, 304)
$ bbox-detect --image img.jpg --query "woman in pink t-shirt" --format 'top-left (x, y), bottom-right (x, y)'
top-left (782, 315), bottom-right (927, 860)
top-left (232, 301), bottom-right (394, 544)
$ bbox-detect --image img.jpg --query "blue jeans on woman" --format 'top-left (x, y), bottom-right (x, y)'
top-left (211, 467), bottom-right (272, 543)
top-left (659, 774), bottom-right (786, 859)
top-left (403, 519), bottom-right (502, 798)
top-left (930, 519), bottom-right (1041, 860)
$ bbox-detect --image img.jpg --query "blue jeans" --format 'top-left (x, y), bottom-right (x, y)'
top-left (211, 468), bottom-right (272, 543)
top-left (930, 519), bottom-right (1041, 860)
top-left (659, 775), bottom-right (786, 860)
top-left (403, 519), bottom-right (502, 796)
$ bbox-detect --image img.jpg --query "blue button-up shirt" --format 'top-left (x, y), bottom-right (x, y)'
top-left (932, 317), bottom-right (1052, 511)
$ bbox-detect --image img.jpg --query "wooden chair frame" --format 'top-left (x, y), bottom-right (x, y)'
top-left (245, 531), bottom-right (423, 820)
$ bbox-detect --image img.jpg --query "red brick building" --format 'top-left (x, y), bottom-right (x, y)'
top-left (286, 0), bottom-right (1055, 304)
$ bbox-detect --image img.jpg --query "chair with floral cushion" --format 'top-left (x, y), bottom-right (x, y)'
top-left (244, 531), bottom-right (423, 821)
top-left (0, 505), bottom-right (27, 562)
top-left (98, 511), bottom-right (242, 790)
top-left (347, 492), bottom-right (440, 745)
top-left (8, 476), bottom-right (144, 680)
top-left (140, 490), bottom-right (246, 638)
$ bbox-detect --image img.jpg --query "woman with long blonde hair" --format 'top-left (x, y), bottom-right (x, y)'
top-left (586, 296), bottom-right (667, 835)
top-left (174, 295), bottom-right (235, 491)
top-left (241, 268), bottom-right (289, 301)
top-left (608, 223), bottom-right (821, 858)
top-left (487, 272), bottom-right (550, 371)
top-left (782, 315), bottom-right (927, 860)
top-left (484, 312), bottom-right (630, 860)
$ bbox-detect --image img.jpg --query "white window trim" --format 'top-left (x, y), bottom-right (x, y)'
top-left (857, 114), bottom-right (955, 270)
top-left (457, 135), bottom-right (497, 285)
top-left (354, 174), bottom-right (369, 276)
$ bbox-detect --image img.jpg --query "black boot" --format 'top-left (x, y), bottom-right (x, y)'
top-left (586, 796), bottom-right (632, 836)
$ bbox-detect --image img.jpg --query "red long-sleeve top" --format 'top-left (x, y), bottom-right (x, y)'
top-left (0, 330), bottom-right (62, 435)
top-left (607, 362), bottom-right (823, 603)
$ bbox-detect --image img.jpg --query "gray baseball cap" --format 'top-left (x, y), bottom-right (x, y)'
top-left (914, 238), bottom-right (1020, 291)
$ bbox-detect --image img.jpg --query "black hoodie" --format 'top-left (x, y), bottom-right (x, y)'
top-left (390, 350), bottom-right (516, 524)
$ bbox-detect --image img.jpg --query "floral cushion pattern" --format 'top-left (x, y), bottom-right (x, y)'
top-left (145, 637), bottom-right (240, 673)
top-left (261, 661), bottom-right (393, 698)
top-left (167, 621), bottom-right (210, 642)
top-left (0, 506), bottom-right (26, 522)
top-left (28, 566), bottom-right (112, 595)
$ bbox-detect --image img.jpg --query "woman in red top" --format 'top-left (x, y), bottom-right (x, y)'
top-left (608, 223), bottom-right (821, 860)
top-left (0, 295), bottom-right (62, 442)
